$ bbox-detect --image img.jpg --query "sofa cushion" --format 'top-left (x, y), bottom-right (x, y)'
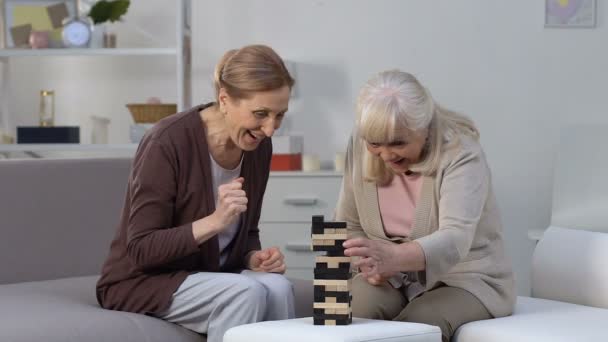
top-left (0, 276), bottom-right (203, 342)
top-left (531, 226), bottom-right (608, 308)
top-left (453, 296), bottom-right (608, 342)
top-left (0, 158), bottom-right (132, 284)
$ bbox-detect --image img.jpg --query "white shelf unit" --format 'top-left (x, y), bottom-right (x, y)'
top-left (0, 48), bottom-right (178, 57)
top-left (0, 0), bottom-right (192, 151)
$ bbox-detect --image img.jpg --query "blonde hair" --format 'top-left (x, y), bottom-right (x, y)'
top-left (356, 70), bottom-right (479, 184)
top-left (213, 44), bottom-right (295, 101)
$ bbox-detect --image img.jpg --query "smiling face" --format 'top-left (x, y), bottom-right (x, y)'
top-left (364, 128), bottom-right (427, 173)
top-left (220, 86), bottom-right (290, 151)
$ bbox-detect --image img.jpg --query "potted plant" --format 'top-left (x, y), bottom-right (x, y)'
top-left (87, 0), bottom-right (130, 48)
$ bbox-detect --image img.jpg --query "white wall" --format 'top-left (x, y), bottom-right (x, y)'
top-left (6, 0), bottom-right (608, 295)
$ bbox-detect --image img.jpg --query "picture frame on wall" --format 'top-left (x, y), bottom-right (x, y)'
top-left (545, 0), bottom-right (596, 28)
top-left (2, 0), bottom-right (77, 48)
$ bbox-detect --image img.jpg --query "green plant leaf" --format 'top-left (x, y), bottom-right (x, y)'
top-left (109, 0), bottom-right (130, 23)
top-left (88, 0), bottom-right (130, 25)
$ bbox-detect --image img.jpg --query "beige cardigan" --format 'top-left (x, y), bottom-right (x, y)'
top-left (336, 133), bottom-right (515, 318)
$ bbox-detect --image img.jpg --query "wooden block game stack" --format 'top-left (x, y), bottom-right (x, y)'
top-left (311, 215), bottom-right (352, 326)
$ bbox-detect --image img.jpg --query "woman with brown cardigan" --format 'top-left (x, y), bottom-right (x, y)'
top-left (337, 70), bottom-right (515, 342)
top-left (96, 45), bottom-right (295, 342)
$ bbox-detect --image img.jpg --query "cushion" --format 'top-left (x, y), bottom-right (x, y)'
top-left (0, 276), bottom-right (203, 342)
top-left (0, 158), bottom-right (131, 284)
top-left (453, 296), bottom-right (608, 342)
top-left (531, 226), bottom-right (608, 308)
top-left (223, 317), bottom-right (441, 342)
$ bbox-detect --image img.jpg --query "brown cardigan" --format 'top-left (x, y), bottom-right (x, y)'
top-left (96, 103), bottom-right (272, 314)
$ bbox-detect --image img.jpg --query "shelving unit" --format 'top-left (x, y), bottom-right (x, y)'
top-left (0, 48), bottom-right (178, 57)
top-left (0, 143), bottom-right (137, 158)
top-left (0, 0), bottom-right (192, 155)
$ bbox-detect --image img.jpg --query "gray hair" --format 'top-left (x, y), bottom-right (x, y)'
top-left (356, 70), bottom-right (479, 184)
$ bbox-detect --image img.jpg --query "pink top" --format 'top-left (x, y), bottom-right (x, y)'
top-left (378, 172), bottom-right (423, 238)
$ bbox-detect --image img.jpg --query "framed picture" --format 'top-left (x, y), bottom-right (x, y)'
top-left (2, 0), bottom-right (77, 48)
top-left (545, 0), bottom-right (596, 28)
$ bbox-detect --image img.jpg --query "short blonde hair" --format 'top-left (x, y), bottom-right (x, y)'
top-left (213, 44), bottom-right (295, 101)
top-left (356, 70), bottom-right (479, 185)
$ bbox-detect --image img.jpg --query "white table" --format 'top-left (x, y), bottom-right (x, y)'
top-left (223, 317), bottom-right (441, 342)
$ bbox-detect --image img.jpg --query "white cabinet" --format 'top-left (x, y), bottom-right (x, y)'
top-left (259, 171), bottom-right (343, 280)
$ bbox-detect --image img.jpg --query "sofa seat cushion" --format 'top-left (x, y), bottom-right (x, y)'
top-left (454, 296), bottom-right (608, 342)
top-left (0, 276), bottom-right (203, 342)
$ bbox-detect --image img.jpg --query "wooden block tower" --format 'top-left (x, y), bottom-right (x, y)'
top-left (311, 215), bottom-right (352, 325)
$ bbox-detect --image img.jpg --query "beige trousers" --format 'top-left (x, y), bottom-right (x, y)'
top-left (351, 274), bottom-right (491, 342)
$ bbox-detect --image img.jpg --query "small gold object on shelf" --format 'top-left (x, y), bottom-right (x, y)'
top-left (39, 90), bottom-right (55, 127)
top-left (126, 103), bottom-right (177, 124)
top-left (1, 134), bottom-right (15, 144)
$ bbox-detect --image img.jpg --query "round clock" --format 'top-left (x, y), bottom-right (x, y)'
top-left (62, 18), bottom-right (92, 48)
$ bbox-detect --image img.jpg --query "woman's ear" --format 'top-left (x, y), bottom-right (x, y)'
top-left (218, 88), bottom-right (229, 112)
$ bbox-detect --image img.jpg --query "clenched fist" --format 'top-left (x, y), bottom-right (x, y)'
top-left (211, 177), bottom-right (248, 232)
top-left (248, 247), bottom-right (287, 274)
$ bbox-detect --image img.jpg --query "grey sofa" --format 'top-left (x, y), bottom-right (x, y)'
top-left (0, 158), bottom-right (312, 342)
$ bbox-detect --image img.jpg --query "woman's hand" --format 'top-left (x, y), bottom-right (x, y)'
top-left (359, 264), bottom-right (392, 286)
top-left (192, 177), bottom-right (248, 245)
top-left (344, 238), bottom-right (426, 279)
top-left (344, 238), bottom-right (404, 279)
top-left (247, 247), bottom-right (286, 274)
top-left (209, 177), bottom-right (248, 232)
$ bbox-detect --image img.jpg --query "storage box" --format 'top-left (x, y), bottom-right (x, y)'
top-left (271, 135), bottom-right (303, 171)
top-left (271, 154), bottom-right (302, 171)
top-left (17, 126), bottom-right (80, 144)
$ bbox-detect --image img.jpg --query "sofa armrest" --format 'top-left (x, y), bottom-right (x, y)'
top-left (532, 226), bottom-right (608, 309)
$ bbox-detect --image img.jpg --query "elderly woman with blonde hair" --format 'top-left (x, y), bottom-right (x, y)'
top-left (338, 70), bottom-right (515, 342)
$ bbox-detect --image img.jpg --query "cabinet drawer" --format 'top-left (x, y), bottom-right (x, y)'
top-left (261, 175), bottom-right (342, 222)
top-left (259, 222), bottom-right (321, 273)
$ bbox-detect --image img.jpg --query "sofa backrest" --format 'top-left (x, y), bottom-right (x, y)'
top-left (551, 124), bottom-right (608, 233)
top-left (0, 158), bottom-right (132, 284)
top-left (531, 226), bottom-right (608, 309)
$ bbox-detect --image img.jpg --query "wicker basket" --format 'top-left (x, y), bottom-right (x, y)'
top-left (126, 103), bottom-right (178, 123)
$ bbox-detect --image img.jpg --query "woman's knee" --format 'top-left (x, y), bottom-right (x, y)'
top-left (260, 273), bottom-right (294, 298)
top-left (395, 301), bottom-right (451, 341)
top-left (351, 274), bottom-right (404, 320)
top-left (230, 275), bottom-right (268, 307)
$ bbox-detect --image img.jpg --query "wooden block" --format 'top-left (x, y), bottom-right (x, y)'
top-left (337, 285), bottom-right (350, 291)
top-left (311, 234), bottom-right (348, 240)
top-left (314, 302), bottom-right (350, 309)
top-left (315, 261), bottom-right (351, 270)
top-left (312, 215), bottom-right (324, 223)
top-left (314, 271), bottom-right (351, 280)
top-left (316, 256), bottom-right (351, 263)
top-left (335, 308), bottom-right (351, 315)
top-left (326, 297), bottom-right (336, 303)
top-left (324, 228), bottom-right (335, 234)
top-left (314, 288), bottom-right (351, 303)
top-left (311, 239), bottom-right (336, 246)
top-left (325, 320), bottom-right (336, 325)
top-left (322, 221), bottom-right (347, 228)
top-left (325, 285), bottom-right (338, 291)
top-left (313, 316), bottom-right (352, 326)
top-left (325, 309), bottom-right (336, 314)
top-left (312, 244), bottom-right (347, 254)
top-left (314, 279), bottom-right (350, 286)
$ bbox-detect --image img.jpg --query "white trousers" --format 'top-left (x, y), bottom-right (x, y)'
top-left (155, 270), bottom-right (295, 342)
